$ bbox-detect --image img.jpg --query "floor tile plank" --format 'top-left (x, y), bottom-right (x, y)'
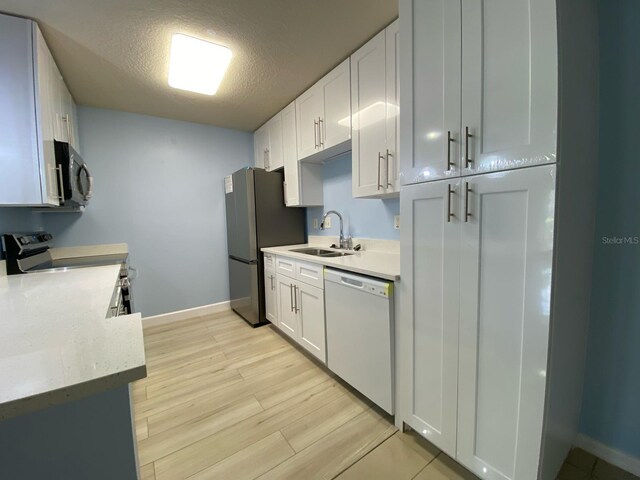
top-left (256, 409), bottom-right (397, 480)
top-left (188, 431), bottom-right (295, 480)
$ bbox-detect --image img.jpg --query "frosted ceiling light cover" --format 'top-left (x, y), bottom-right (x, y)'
top-left (168, 34), bottom-right (232, 95)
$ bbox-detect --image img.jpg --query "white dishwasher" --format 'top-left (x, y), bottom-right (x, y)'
top-left (324, 268), bottom-right (394, 414)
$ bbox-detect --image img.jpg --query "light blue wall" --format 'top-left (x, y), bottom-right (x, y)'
top-left (37, 107), bottom-right (252, 317)
top-left (306, 153), bottom-right (400, 241)
top-left (579, 0), bottom-right (640, 459)
top-left (0, 208), bottom-right (42, 233)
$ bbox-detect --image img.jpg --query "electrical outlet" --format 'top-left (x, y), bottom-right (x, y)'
top-left (394, 215), bottom-right (401, 230)
top-left (323, 216), bottom-right (331, 228)
top-left (312, 218), bottom-right (319, 229)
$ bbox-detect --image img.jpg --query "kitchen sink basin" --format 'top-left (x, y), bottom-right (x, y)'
top-left (290, 248), bottom-right (354, 258)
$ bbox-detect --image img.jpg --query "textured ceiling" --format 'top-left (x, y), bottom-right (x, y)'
top-left (0, 0), bottom-right (398, 131)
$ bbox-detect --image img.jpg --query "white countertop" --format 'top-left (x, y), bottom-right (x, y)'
top-left (261, 244), bottom-right (400, 281)
top-left (0, 264), bottom-right (146, 420)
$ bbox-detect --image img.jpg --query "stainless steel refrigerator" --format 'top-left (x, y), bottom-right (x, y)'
top-left (225, 168), bottom-right (306, 326)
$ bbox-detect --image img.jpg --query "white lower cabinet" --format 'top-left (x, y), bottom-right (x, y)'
top-left (399, 165), bottom-right (556, 479)
top-left (398, 178), bottom-right (461, 457)
top-left (264, 267), bottom-right (278, 325)
top-left (273, 256), bottom-right (326, 363)
top-left (296, 282), bottom-right (326, 362)
top-left (276, 275), bottom-right (298, 340)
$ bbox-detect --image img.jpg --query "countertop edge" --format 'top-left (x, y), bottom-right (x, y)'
top-left (261, 246), bottom-right (400, 281)
top-left (0, 364), bottom-right (147, 422)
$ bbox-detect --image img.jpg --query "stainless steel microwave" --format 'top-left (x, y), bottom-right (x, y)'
top-left (54, 140), bottom-right (93, 207)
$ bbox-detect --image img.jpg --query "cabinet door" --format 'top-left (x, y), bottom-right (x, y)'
top-left (461, 0), bottom-right (557, 175)
top-left (60, 86), bottom-right (76, 147)
top-left (296, 84), bottom-right (322, 160)
top-left (320, 58), bottom-right (351, 150)
top-left (282, 102), bottom-right (300, 206)
top-left (34, 26), bottom-right (60, 206)
top-left (351, 30), bottom-right (388, 198)
top-left (385, 19), bottom-right (400, 193)
top-left (400, 0), bottom-right (462, 185)
top-left (457, 165), bottom-right (556, 479)
top-left (50, 60), bottom-right (66, 142)
top-left (254, 124), bottom-right (268, 169)
top-left (276, 275), bottom-right (298, 340)
top-left (398, 178), bottom-right (461, 457)
top-left (0, 16), bottom-right (43, 206)
top-left (267, 113), bottom-right (284, 171)
top-left (297, 282), bottom-right (326, 363)
top-left (264, 269), bottom-right (278, 325)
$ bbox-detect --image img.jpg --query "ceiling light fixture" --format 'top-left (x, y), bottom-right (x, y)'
top-left (168, 33), bottom-right (232, 95)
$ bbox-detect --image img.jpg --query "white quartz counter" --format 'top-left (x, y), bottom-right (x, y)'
top-left (261, 244), bottom-right (400, 281)
top-left (0, 264), bottom-right (146, 420)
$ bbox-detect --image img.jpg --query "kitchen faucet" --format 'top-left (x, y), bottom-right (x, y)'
top-left (321, 210), bottom-right (349, 249)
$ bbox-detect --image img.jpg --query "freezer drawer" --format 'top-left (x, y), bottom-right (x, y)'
top-left (324, 269), bottom-right (394, 414)
top-left (228, 257), bottom-right (260, 325)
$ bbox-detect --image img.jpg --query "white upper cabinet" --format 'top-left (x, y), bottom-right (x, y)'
top-left (282, 102), bottom-right (300, 206)
top-left (385, 20), bottom-right (400, 192)
top-left (282, 102), bottom-right (323, 207)
top-left (296, 59), bottom-right (351, 162)
top-left (352, 20), bottom-right (400, 198)
top-left (457, 165), bottom-right (556, 479)
top-left (253, 113), bottom-right (284, 172)
top-left (461, 0), bottom-right (557, 175)
top-left (400, 0), bottom-right (462, 185)
top-left (295, 84), bottom-right (323, 160)
top-left (266, 113), bottom-right (284, 171)
top-left (253, 123), bottom-right (267, 169)
top-left (0, 15), bottom-right (80, 206)
top-left (398, 177), bottom-right (461, 457)
top-left (400, 0), bottom-right (557, 185)
top-left (351, 30), bottom-right (387, 198)
top-left (319, 59), bottom-right (351, 152)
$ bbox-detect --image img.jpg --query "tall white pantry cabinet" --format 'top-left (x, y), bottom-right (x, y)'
top-left (396, 1), bottom-right (599, 480)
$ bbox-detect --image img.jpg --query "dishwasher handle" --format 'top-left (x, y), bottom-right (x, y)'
top-left (340, 277), bottom-right (364, 289)
top-left (324, 268), bottom-right (392, 298)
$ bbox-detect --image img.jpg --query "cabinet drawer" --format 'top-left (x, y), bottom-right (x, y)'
top-left (275, 256), bottom-right (296, 278)
top-left (295, 260), bottom-right (324, 289)
top-left (264, 252), bottom-right (276, 270)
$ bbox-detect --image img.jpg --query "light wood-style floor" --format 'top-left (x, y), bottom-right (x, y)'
top-left (132, 311), bottom-right (637, 480)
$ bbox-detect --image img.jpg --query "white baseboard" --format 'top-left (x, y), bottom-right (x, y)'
top-left (142, 301), bottom-right (231, 327)
top-left (575, 433), bottom-right (640, 476)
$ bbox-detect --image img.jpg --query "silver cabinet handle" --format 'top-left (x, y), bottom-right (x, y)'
top-left (447, 184), bottom-right (454, 223)
top-left (270, 275), bottom-right (274, 290)
top-left (290, 284), bottom-right (294, 312)
top-left (318, 118), bottom-right (324, 147)
top-left (465, 182), bottom-right (472, 222)
top-left (377, 152), bottom-right (385, 190)
top-left (313, 120), bottom-right (318, 149)
top-left (55, 165), bottom-right (64, 202)
top-left (447, 131), bottom-right (454, 171)
top-left (294, 285), bottom-right (299, 313)
top-left (465, 126), bottom-right (473, 169)
top-left (386, 149), bottom-right (393, 188)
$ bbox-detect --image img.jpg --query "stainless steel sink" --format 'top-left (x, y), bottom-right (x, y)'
top-left (290, 248), bottom-right (354, 258)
